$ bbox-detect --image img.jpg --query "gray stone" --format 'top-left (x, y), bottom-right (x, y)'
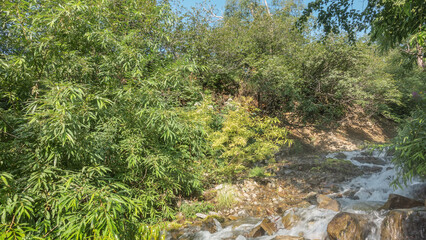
top-left (352, 156), bottom-right (386, 165)
top-left (381, 208), bottom-right (426, 240)
top-left (378, 194), bottom-right (424, 210)
top-left (196, 213), bottom-right (208, 219)
top-left (335, 152), bottom-right (347, 159)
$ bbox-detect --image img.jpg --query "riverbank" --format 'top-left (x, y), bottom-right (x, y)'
top-left (168, 148), bottom-right (426, 239)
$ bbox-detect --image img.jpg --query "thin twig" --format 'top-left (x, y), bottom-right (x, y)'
top-left (0, 114), bottom-right (18, 138)
top-left (203, 7), bottom-right (223, 19)
top-left (5, 214), bottom-right (16, 234)
top-left (43, 224), bottom-right (58, 238)
top-left (1, 130), bottom-right (18, 138)
top-left (0, 113), bottom-right (13, 130)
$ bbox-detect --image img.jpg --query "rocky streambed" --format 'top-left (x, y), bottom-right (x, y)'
top-left (168, 150), bottom-right (426, 240)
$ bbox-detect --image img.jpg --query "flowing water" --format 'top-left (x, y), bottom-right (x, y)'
top-left (169, 150), bottom-right (426, 240)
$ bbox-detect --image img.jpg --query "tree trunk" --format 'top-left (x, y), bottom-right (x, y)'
top-left (417, 42), bottom-right (424, 70)
top-left (264, 0), bottom-right (271, 17)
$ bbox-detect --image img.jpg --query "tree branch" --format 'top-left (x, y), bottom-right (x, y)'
top-left (264, 0), bottom-right (271, 17)
top-left (203, 7), bottom-right (223, 19)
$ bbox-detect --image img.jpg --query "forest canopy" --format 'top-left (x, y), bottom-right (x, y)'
top-left (0, 0), bottom-right (424, 239)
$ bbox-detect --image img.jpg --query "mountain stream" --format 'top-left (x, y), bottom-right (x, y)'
top-left (168, 150), bottom-right (426, 240)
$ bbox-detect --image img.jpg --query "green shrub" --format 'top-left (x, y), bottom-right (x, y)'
top-left (249, 167), bottom-right (266, 178)
top-left (391, 108), bottom-right (426, 187)
top-left (178, 202), bottom-right (215, 219)
top-left (209, 97), bottom-right (292, 164)
top-left (0, 0), bottom-right (206, 238)
top-left (215, 184), bottom-right (238, 210)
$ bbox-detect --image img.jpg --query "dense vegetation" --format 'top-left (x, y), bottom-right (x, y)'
top-left (301, 0), bottom-right (425, 188)
top-left (0, 0), bottom-right (424, 238)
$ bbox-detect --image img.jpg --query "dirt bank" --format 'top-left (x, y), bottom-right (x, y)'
top-left (286, 111), bottom-right (396, 153)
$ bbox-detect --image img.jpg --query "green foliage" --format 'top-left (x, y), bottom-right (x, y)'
top-left (0, 1), bottom-right (296, 237)
top-left (248, 166), bottom-right (266, 178)
top-left (210, 97), bottom-right (292, 164)
top-left (215, 184), bottom-right (238, 210)
top-left (299, 0), bottom-right (425, 48)
top-left (0, 0), bottom-right (419, 236)
top-left (295, 38), bottom-right (401, 122)
top-left (0, 0), bottom-right (207, 238)
top-left (0, 166), bottom-right (167, 239)
top-left (188, 96), bottom-right (290, 184)
top-left (181, 2), bottom-right (403, 124)
top-left (178, 201), bottom-right (215, 219)
top-left (391, 108), bottom-right (426, 187)
top-left (299, 0), bottom-right (425, 69)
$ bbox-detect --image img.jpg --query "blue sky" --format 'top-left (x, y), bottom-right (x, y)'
top-left (178, 0), bottom-right (369, 14)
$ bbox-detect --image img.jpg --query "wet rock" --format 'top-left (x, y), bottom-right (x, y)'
top-left (330, 184), bottom-right (340, 193)
top-left (247, 218), bottom-right (277, 237)
top-left (304, 192), bottom-right (318, 204)
top-left (201, 217), bottom-right (222, 233)
top-left (342, 189), bottom-right (360, 200)
top-left (327, 212), bottom-right (371, 240)
top-left (195, 213), bottom-right (208, 219)
top-left (321, 183), bottom-right (340, 194)
top-left (272, 236), bottom-right (304, 240)
top-left (352, 156), bottom-right (386, 165)
top-left (334, 175), bottom-right (346, 182)
top-left (360, 151), bottom-right (371, 156)
top-left (168, 229), bottom-right (185, 240)
top-left (381, 208), bottom-right (426, 240)
top-left (409, 184), bottom-right (426, 200)
top-left (378, 194), bottom-right (424, 210)
top-left (175, 225), bottom-right (201, 240)
top-left (282, 210), bottom-right (300, 229)
top-left (360, 165), bottom-right (383, 173)
top-left (317, 194), bottom-right (340, 212)
top-left (335, 152), bottom-right (347, 159)
top-left (237, 209), bottom-right (248, 217)
top-left (297, 200), bottom-right (311, 208)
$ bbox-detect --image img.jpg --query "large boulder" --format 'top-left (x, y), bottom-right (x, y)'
top-left (378, 194), bottom-right (424, 210)
top-left (247, 218), bottom-right (277, 237)
top-left (317, 194), bottom-right (340, 212)
top-left (381, 208), bottom-right (426, 240)
top-left (327, 212), bottom-right (371, 240)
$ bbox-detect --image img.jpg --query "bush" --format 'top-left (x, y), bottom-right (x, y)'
top-left (391, 108), bottom-right (426, 187)
top-left (189, 96), bottom-right (291, 184)
top-left (0, 0), bottom-right (206, 238)
top-left (209, 97), bottom-right (292, 164)
top-left (178, 202), bottom-right (215, 219)
top-left (215, 184), bottom-right (238, 210)
top-left (249, 167), bottom-right (266, 178)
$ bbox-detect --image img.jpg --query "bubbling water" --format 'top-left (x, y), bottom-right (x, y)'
top-left (169, 149), bottom-right (426, 240)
